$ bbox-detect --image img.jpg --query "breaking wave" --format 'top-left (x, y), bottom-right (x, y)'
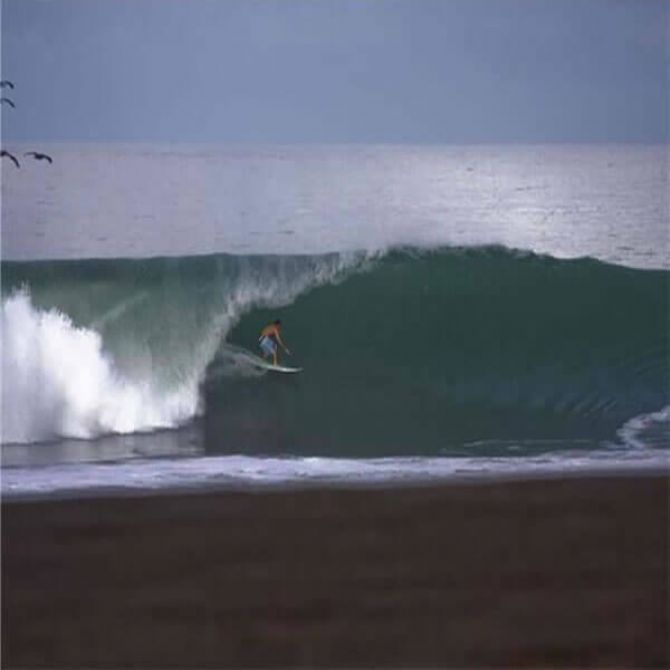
top-left (2, 246), bottom-right (667, 453)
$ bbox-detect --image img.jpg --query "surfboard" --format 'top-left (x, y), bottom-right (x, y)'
top-left (220, 343), bottom-right (302, 374)
top-left (246, 350), bottom-right (302, 373)
top-left (254, 359), bottom-right (303, 374)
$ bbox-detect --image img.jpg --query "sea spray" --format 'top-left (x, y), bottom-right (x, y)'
top-left (1, 290), bottom-right (198, 442)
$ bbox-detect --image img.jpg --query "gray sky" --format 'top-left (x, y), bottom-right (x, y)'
top-left (1, 0), bottom-right (668, 143)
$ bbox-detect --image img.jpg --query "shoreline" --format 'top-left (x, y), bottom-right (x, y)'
top-left (3, 451), bottom-right (669, 503)
top-left (3, 472), bottom-right (668, 667)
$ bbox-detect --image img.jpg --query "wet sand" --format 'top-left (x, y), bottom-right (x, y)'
top-left (2, 474), bottom-right (668, 667)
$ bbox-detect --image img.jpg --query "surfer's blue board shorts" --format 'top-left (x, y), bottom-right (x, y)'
top-left (259, 335), bottom-right (276, 356)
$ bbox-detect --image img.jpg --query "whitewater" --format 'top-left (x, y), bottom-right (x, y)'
top-left (2, 144), bottom-right (668, 498)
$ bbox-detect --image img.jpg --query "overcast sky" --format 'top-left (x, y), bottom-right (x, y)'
top-left (1, 0), bottom-right (668, 143)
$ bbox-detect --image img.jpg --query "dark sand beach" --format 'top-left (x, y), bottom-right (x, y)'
top-left (3, 474), bottom-right (668, 668)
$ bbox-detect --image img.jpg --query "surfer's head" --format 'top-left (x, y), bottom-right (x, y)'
top-left (274, 319), bottom-right (282, 327)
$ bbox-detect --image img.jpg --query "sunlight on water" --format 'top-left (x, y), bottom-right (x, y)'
top-left (2, 144), bottom-right (667, 268)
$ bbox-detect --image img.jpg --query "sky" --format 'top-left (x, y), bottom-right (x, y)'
top-left (1, 0), bottom-right (668, 143)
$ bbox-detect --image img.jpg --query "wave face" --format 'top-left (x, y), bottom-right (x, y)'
top-left (2, 252), bottom-right (361, 443)
top-left (207, 247), bottom-right (668, 455)
top-left (2, 246), bottom-right (668, 455)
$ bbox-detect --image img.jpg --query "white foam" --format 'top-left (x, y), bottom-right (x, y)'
top-left (616, 405), bottom-right (670, 449)
top-left (1, 291), bottom-right (197, 443)
top-left (2, 450), bottom-right (668, 500)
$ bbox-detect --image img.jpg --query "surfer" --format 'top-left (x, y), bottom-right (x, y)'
top-left (258, 319), bottom-right (291, 366)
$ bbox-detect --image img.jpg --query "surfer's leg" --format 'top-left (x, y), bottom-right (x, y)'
top-left (259, 336), bottom-right (274, 361)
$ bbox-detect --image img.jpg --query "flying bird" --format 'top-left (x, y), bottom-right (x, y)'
top-left (0, 81), bottom-right (15, 89)
top-left (24, 151), bottom-right (53, 164)
top-left (0, 97), bottom-right (16, 108)
top-left (1, 150), bottom-right (20, 169)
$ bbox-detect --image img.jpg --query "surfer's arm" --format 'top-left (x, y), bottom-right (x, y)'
top-left (275, 332), bottom-right (291, 355)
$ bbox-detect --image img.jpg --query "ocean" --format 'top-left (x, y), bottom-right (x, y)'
top-left (2, 144), bottom-right (668, 498)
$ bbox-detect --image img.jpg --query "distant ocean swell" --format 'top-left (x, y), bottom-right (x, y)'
top-left (2, 246), bottom-right (668, 454)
